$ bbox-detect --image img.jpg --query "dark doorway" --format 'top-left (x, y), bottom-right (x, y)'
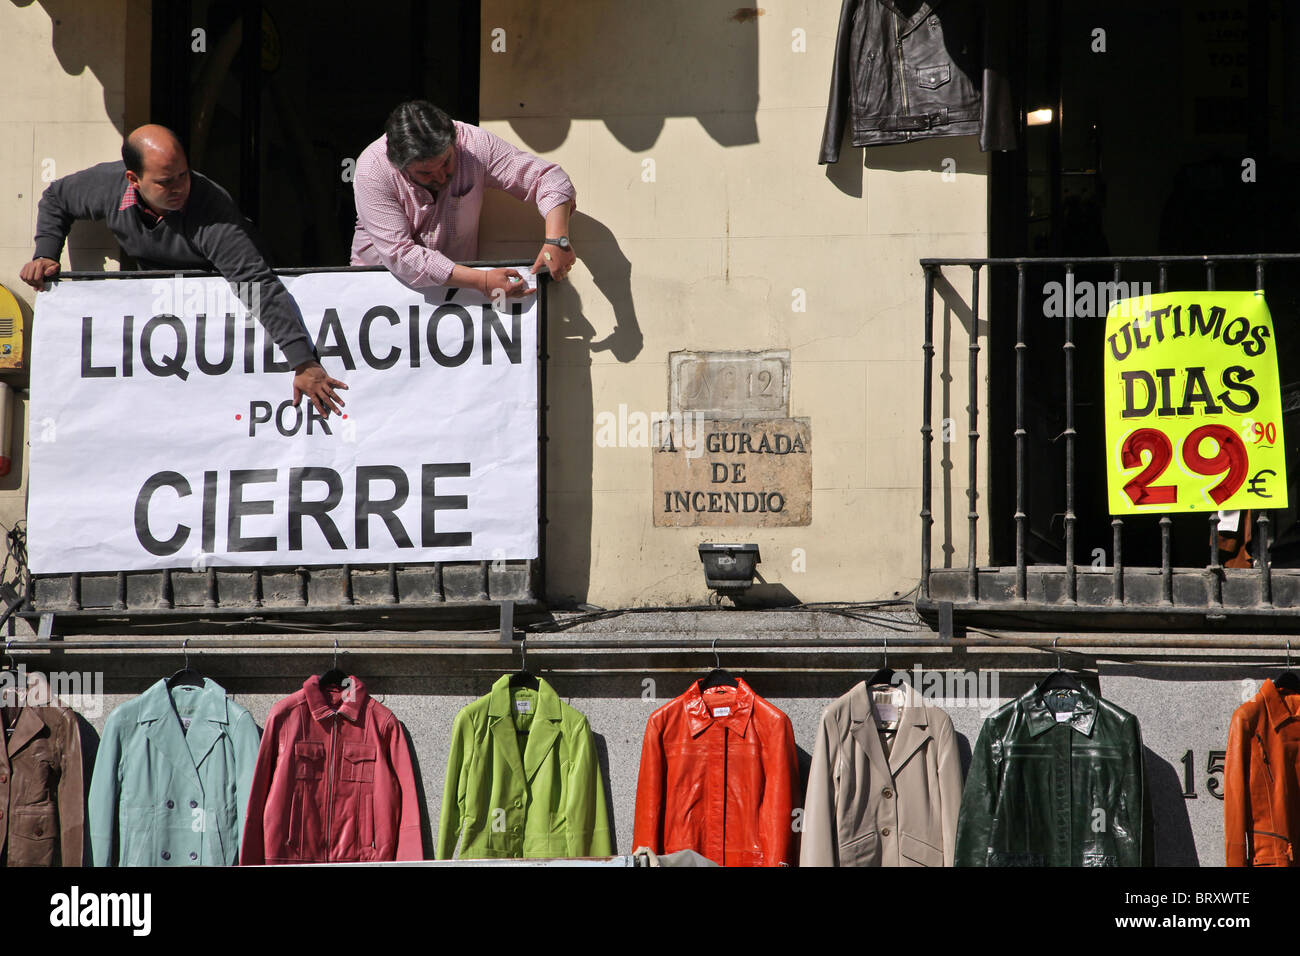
top-left (989, 0), bottom-right (1300, 570)
top-left (151, 0), bottom-right (480, 268)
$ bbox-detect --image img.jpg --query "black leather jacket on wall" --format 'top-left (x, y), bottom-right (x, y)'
top-left (955, 682), bottom-right (1155, 867)
top-left (820, 0), bottom-right (1019, 162)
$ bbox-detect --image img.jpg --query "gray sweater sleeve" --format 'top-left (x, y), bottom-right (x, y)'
top-left (32, 161), bottom-right (119, 261)
top-left (182, 177), bottom-right (317, 369)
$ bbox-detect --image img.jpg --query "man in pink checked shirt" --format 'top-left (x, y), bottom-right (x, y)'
top-left (350, 100), bottom-right (577, 299)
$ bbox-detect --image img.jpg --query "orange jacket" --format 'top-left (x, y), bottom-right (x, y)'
top-left (1225, 678), bottom-right (1300, 866)
top-left (633, 678), bottom-right (799, 866)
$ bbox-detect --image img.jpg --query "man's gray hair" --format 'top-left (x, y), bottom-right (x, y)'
top-left (385, 101), bottom-right (456, 169)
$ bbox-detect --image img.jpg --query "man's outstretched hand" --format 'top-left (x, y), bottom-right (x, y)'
top-left (293, 360), bottom-right (348, 417)
top-left (530, 243), bottom-right (576, 282)
top-left (19, 257), bottom-right (60, 291)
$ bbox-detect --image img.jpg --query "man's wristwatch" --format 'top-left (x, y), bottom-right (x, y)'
top-left (544, 236), bottom-right (572, 251)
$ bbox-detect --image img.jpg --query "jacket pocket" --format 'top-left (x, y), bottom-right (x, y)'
top-left (1082, 849), bottom-right (1119, 867)
top-left (839, 829), bottom-right (881, 867)
top-left (294, 741), bottom-right (325, 779)
top-left (914, 64), bottom-right (951, 90)
top-left (8, 806), bottom-right (58, 866)
top-left (121, 806), bottom-right (156, 867)
top-left (899, 831), bottom-right (944, 867)
top-left (341, 744), bottom-right (376, 783)
top-left (360, 792), bottom-right (375, 857)
top-left (16, 742), bottom-right (57, 805)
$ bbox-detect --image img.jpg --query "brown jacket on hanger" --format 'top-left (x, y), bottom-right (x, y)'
top-left (0, 703), bottom-right (84, 866)
top-left (800, 680), bottom-right (963, 866)
top-left (1225, 678), bottom-right (1300, 866)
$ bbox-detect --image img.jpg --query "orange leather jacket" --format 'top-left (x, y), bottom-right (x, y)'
top-left (1225, 678), bottom-right (1300, 866)
top-left (634, 677), bottom-right (799, 866)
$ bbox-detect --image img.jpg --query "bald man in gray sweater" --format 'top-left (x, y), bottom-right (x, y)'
top-left (21, 125), bottom-right (346, 416)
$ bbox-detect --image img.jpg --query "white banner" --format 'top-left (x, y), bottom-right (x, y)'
top-left (28, 270), bottom-right (539, 573)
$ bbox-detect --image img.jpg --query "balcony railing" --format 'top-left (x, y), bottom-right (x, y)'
top-left (917, 253), bottom-right (1300, 631)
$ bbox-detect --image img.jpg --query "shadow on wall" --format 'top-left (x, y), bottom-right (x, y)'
top-left (11, 0), bottom-right (131, 136)
top-left (825, 129), bottom-right (993, 197)
top-left (11, 0), bottom-right (133, 320)
top-left (593, 730), bottom-right (616, 854)
top-left (1147, 745), bottom-right (1198, 867)
top-left (488, 2), bottom-right (760, 153)
top-left (932, 271), bottom-right (988, 572)
top-left (544, 211), bottom-right (642, 606)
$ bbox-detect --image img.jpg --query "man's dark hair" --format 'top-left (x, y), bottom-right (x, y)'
top-left (385, 100), bottom-right (455, 169)
top-left (122, 138), bottom-right (145, 176)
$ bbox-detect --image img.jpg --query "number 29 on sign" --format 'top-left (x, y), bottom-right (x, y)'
top-left (1118, 424), bottom-right (1248, 507)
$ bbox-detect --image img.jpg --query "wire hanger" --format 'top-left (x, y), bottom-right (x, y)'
top-left (1038, 637), bottom-right (1083, 693)
top-left (319, 638), bottom-right (348, 688)
top-left (166, 638), bottom-right (204, 689)
top-left (699, 635), bottom-right (737, 690)
top-left (866, 636), bottom-right (895, 687)
top-left (508, 633), bottom-right (539, 689)
top-left (1275, 641), bottom-right (1299, 692)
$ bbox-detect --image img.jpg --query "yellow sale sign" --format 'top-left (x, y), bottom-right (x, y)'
top-left (1104, 290), bottom-right (1287, 515)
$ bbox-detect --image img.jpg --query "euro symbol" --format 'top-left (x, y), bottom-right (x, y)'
top-left (1248, 469), bottom-right (1276, 498)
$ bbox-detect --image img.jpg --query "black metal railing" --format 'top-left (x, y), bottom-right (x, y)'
top-left (918, 253), bottom-right (1300, 631)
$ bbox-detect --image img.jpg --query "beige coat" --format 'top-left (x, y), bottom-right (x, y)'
top-left (800, 680), bottom-right (963, 867)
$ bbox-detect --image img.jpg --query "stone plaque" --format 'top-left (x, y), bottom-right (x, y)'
top-left (670, 350), bottom-right (790, 418)
top-left (653, 418), bottom-right (811, 527)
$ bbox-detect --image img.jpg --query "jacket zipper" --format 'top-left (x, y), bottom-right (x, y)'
top-left (1256, 733), bottom-right (1275, 786)
top-left (896, 22), bottom-right (909, 115)
top-left (1254, 734), bottom-right (1292, 860)
top-left (1251, 829), bottom-right (1294, 861)
top-left (325, 713), bottom-right (339, 861)
top-left (722, 725), bottom-right (728, 867)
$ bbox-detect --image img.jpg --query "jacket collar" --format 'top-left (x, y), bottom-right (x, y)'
top-left (849, 680), bottom-right (932, 778)
top-left (138, 678), bottom-right (232, 785)
top-left (883, 681), bottom-right (933, 774)
top-left (1261, 678), bottom-right (1300, 731)
top-left (302, 674), bottom-right (367, 724)
top-left (879, 0), bottom-right (940, 36)
top-left (486, 673), bottom-right (563, 783)
top-left (3, 704), bottom-right (45, 760)
top-left (683, 677), bottom-right (755, 738)
top-left (1024, 681), bottom-right (1098, 737)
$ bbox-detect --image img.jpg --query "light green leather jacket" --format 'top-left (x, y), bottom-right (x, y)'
top-left (437, 675), bottom-right (611, 859)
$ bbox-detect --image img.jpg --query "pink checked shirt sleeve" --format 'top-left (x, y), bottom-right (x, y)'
top-left (350, 123), bottom-right (576, 288)
top-left (471, 124), bottom-right (576, 217)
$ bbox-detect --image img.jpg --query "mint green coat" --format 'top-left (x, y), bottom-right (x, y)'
top-left (438, 675), bottom-right (611, 859)
top-left (88, 679), bottom-right (261, 866)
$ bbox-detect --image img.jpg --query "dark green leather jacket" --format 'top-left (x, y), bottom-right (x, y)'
top-left (955, 682), bottom-right (1154, 866)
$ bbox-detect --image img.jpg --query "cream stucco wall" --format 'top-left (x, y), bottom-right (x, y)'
top-left (0, 0), bottom-right (150, 559)
top-left (0, 1), bottom-right (989, 611)
top-left (477, 1), bottom-right (990, 608)
top-left (0, 1), bottom-right (150, 291)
